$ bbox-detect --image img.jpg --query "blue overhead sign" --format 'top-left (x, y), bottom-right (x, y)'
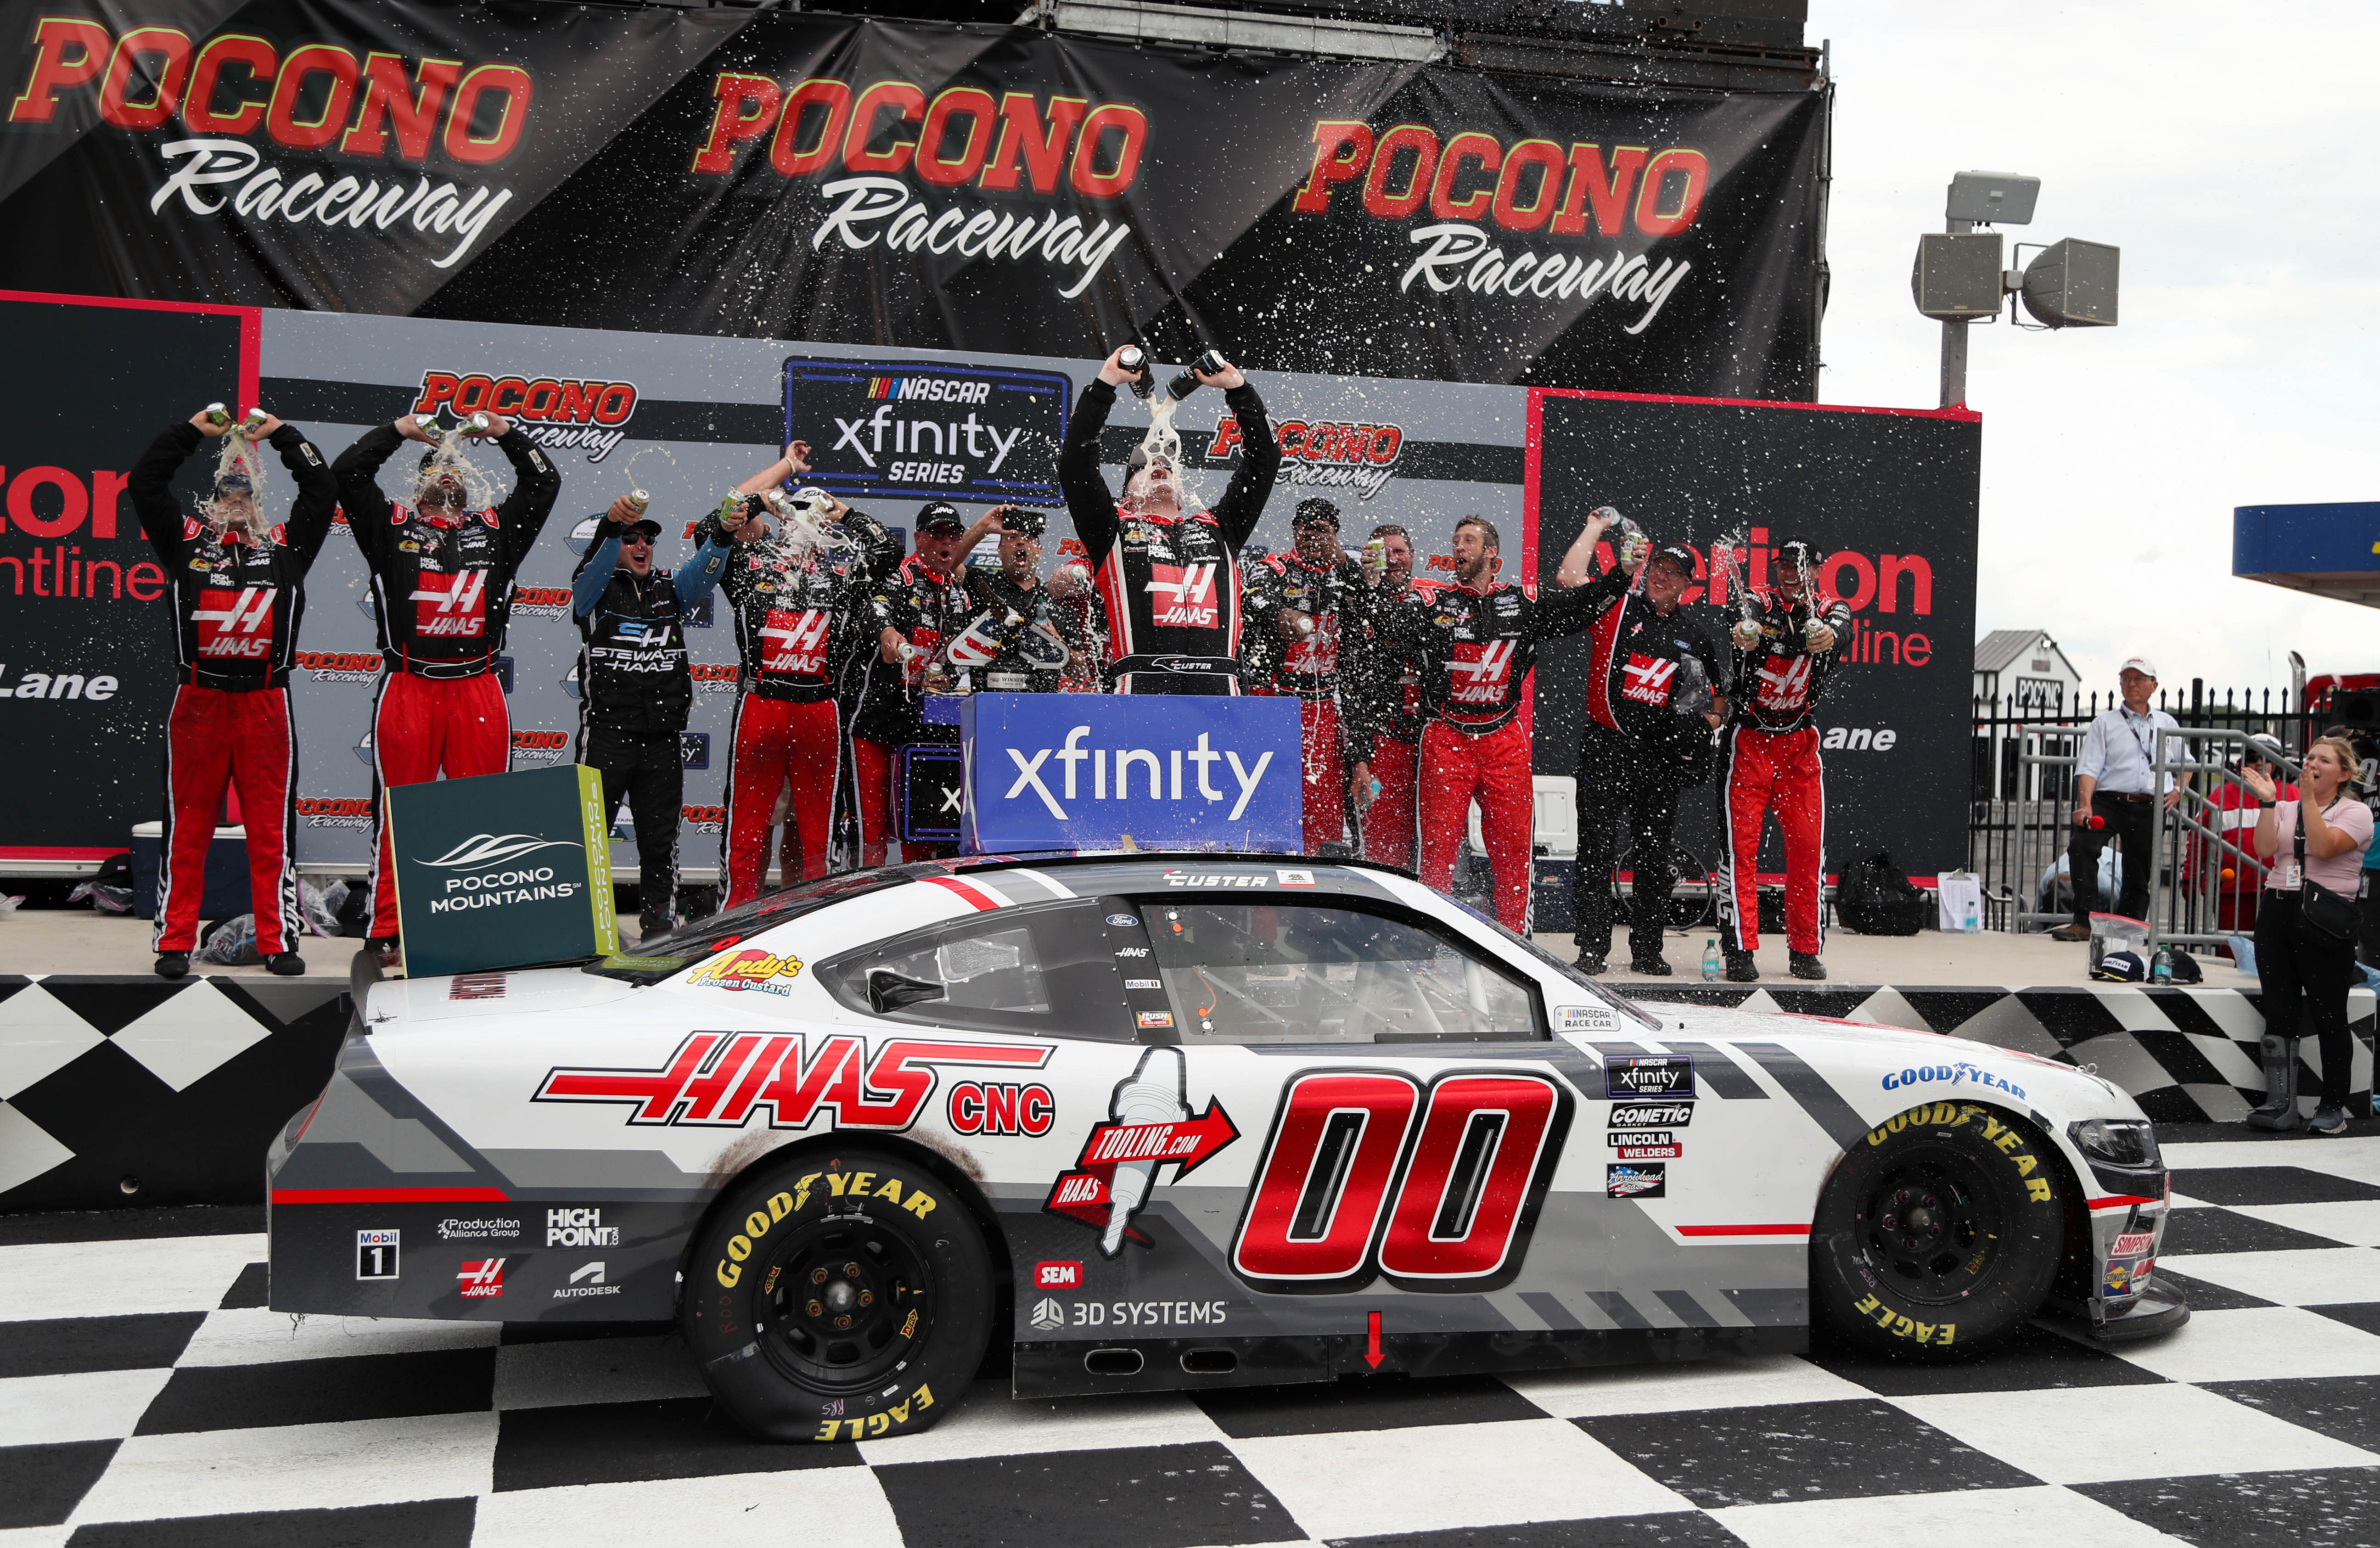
top-left (782, 357), bottom-right (1070, 508)
top-left (2234, 500), bottom-right (2380, 607)
top-left (960, 695), bottom-right (1302, 854)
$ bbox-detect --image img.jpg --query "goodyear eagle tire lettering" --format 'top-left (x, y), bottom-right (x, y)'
top-left (1810, 1102), bottom-right (2064, 1360)
top-left (680, 1149), bottom-right (991, 1442)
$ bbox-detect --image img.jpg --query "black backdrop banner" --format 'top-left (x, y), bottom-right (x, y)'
top-left (0, 291), bottom-right (254, 860)
top-left (0, 3), bottom-right (1825, 397)
top-left (1529, 390), bottom-right (1982, 878)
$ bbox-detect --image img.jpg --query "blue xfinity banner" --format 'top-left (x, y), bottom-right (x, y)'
top-left (783, 356), bottom-right (1071, 507)
top-left (961, 695), bottom-right (1302, 854)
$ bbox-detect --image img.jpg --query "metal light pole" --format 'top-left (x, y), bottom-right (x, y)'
top-left (1940, 211), bottom-right (1972, 409)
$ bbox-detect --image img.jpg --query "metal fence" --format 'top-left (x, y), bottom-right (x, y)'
top-left (1969, 684), bottom-right (2318, 947)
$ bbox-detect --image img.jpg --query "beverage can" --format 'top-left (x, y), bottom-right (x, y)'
top-left (466, 411), bottom-right (494, 437)
top-left (238, 408), bottom-right (270, 435)
top-left (626, 490), bottom-right (650, 514)
top-left (202, 402), bottom-right (231, 428)
top-left (1364, 537), bottom-right (1386, 570)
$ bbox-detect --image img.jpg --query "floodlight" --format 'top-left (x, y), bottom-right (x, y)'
top-left (1912, 232), bottom-right (2004, 320)
top-left (1947, 171), bottom-right (2040, 226)
top-left (2019, 238), bottom-right (2120, 328)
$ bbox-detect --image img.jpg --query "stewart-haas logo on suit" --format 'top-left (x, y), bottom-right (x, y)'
top-left (532, 1032), bottom-right (1051, 1131)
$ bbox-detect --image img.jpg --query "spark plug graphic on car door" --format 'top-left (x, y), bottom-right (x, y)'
top-left (1043, 1045), bottom-right (1239, 1256)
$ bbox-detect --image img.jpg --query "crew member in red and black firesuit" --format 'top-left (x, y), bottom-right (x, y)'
top-left (1242, 499), bottom-right (1372, 855)
top-left (1718, 538), bottom-right (1851, 982)
top-left (946, 506), bottom-right (1109, 695)
top-left (131, 407), bottom-right (339, 979)
top-left (853, 500), bottom-right (1007, 867)
top-left (1347, 523), bottom-right (1443, 869)
top-left (1368, 511), bottom-right (1621, 931)
top-left (1058, 347), bottom-right (1281, 694)
top-left (1551, 537), bottom-right (1729, 976)
top-left (569, 496), bottom-right (735, 939)
top-left (335, 409), bottom-right (560, 959)
top-left (714, 446), bottom-right (891, 904)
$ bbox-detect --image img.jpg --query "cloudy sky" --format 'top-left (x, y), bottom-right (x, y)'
top-left (1811, 0), bottom-right (2379, 702)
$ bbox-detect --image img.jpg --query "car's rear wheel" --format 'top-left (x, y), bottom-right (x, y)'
top-left (682, 1148), bottom-right (993, 1441)
top-left (1811, 1100), bottom-right (2065, 1359)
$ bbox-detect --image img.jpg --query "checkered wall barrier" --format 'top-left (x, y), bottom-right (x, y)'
top-left (0, 976), bottom-right (349, 1213)
top-left (2, 976), bottom-right (2369, 1214)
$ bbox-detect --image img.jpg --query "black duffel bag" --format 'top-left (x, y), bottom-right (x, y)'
top-left (1836, 847), bottom-right (1929, 936)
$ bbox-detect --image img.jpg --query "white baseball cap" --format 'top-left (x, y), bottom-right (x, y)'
top-left (2120, 656), bottom-right (2159, 679)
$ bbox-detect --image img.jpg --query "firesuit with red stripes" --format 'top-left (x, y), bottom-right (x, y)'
top-left (1348, 575), bottom-right (1450, 869)
top-left (1057, 376), bottom-right (1281, 694)
top-left (851, 553), bottom-right (974, 868)
top-left (1718, 585), bottom-right (1852, 957)
top-left (333, 421), bottom-right (560, 942)
top-left (130, 421), bottom-right (338, 958)
top-left (1242, 549), bottom-right (1375, 854)
top-left (1370, 578), bottom-right (1605, 930)
top-left (717, 525), bottom-right (873, 903)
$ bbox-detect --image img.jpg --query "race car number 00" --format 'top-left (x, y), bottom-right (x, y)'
top-left (1230, 1071), bottom-right (1567, 1293)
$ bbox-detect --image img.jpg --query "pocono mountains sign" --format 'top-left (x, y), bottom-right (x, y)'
top-left (0, 5), bottom-right (1825, 398)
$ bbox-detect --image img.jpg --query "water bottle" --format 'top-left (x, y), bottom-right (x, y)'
top-left (1962, 894), bottom-right (1981, 934)
top-left (1701, 939), bottom-right (1722, 982)
top-left (2151, 946), bottom-right (2173, 984)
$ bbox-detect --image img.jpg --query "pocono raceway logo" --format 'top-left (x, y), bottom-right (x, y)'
top-left (998, 726), bottom-right (1277, 822)
top-left (1293, 122), bottom-right (1706, 333)
top-left (298, 796), bottom-right (372, 830)
top-left (509, 728), bottom-right (569, 767)
top-left (1206, 416), bottom-right (1405, 503)
top-left (688, 78), bottom-right (1147, 300)
top-left (412, 375), bottom-right (640, 464)
top-left (509, 585), bottom-right (574, 620)
top-left (9, 20), bottom-right (532, 269)
top-left (297, 650), bottom-right (381, 684)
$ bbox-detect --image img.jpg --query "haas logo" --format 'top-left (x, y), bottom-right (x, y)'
top-left (412, 571), bottom-right (489, 638)
top-left (1146, 563), bottom-right (1219, 628)
top-left (1621, 653), bottom-right (1677, 707)
top-left (1448, 639), bottom-right (1517, 704)
top-left (760, 609), bottom-right (831, 676)
top-left (191, 587), bottom-right (276, 658)
top-left (1755, 652), bottom-right (1814, 712)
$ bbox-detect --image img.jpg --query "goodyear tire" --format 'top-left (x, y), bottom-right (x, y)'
top-left (682, 1149), bottom-right (993, 1442)
top-left (1811, 1101), bottom-right (2065, 1359)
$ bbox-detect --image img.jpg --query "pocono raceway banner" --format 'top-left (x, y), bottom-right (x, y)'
top-left (0, 290), bottom-right (1978, 880)
top-left (0, 2), bottom-right (1824, 398)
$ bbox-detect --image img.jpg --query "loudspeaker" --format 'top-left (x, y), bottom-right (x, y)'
top-left (1911, 232), bottom-right (2004, 320)
top-left (2020, 238), bottom-right (2120, 328)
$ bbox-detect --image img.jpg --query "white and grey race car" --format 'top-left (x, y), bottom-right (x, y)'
top-left (268, 854), bottom-right (2183, 1441)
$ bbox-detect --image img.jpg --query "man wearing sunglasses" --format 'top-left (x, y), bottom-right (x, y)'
top-left (570, 497), bottom-right (737, 938)
top-left (334, 409), bottom-right (561, 959)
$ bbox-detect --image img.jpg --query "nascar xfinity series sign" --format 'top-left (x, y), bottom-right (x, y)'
top-left (782, 357), bottom-right (1068, 507)
top-left (387, 763), bottom-right (616, 977)
top-left (960, 694), bottom-right (1300, 854)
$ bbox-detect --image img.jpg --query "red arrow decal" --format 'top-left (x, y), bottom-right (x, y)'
top-left (1365, 1311), bottom-right (1383, 1369)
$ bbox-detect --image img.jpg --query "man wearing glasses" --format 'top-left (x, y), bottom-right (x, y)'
top-left (333, 409), bottom-right (561, 959)
top-left (570, 497), bottom-right (736, 938)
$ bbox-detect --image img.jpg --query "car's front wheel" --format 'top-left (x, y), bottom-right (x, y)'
top-left (682, 1148), bottom-right (994, 1441)
top-left (1811, 1100), bottom-right (2066, 1359)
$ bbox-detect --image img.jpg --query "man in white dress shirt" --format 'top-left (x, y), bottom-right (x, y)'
top-left (2051, 656), bottom-right (2190, 941)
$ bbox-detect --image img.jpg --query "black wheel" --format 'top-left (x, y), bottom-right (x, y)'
top-left (1811, 1100), bottom-right (2066, 1358)
top-left (682, 1148), bottom-right (994, 1441)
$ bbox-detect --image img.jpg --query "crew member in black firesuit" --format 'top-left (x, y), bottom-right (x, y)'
top-left (1368, 511), bottom-right (1622, 931)
top-left (1718, 538), bottom-right (1851, 982)
top-left (944, 506), bottom-right (1109, 694)
top-left (1347, 523), bottom-right (1444, 870)
top-left (131, 407), bottom-right (339, 979)
top-left (715, 445), bottom-right (896, 904)
top-left (1552, 538), bottom-right (1729, 976)
top-left (853, 500), bottom-right (1006, 867)
top-left (1059, 347), bottom-right (1282, 694)
top-left (1243, 499), bottom-right (1372, 855)
top-left (334, 409), bottom-right (560, 960)
top-left (568, 497), bottom-right (735, 938)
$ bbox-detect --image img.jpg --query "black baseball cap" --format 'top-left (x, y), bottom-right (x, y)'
top-left (917, 500), bottom-right (966, 534)
top-left (1293, 499), bottom-right (1342, 532)
top-left (1000, 507), bottom-right (1048, 538)
top-left (623, 517), bottom-right (662, 538)
top-left (1650, 543), bottom-right (1697, 572)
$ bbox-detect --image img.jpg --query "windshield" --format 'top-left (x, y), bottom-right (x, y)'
top-left (584, 869), bottom-right (909, 985)
top-left (1443, 895), bottom-right (1663, 1032)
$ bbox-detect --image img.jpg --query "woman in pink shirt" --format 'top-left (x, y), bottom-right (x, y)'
top-left (2242, 736), bottom-right (2373, 1135)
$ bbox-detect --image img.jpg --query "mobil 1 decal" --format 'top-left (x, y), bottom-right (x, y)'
top-left (783, 357), bottom-right (1069, 507)
top-left (1045, 1047), bottom-right (1239, 1258)
top-left (1229, 1066), bottom-right (1574, 1295)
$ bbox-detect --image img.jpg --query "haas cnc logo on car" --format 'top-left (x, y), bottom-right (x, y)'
top-left (533, 1032), bottom-right (1050, 1131)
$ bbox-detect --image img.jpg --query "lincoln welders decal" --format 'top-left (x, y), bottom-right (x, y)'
top-left (1044, 1047), bottom-right (1239, 1256)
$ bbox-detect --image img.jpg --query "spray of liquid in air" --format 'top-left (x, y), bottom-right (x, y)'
top-left (196, 405), bottom-right (271, 536)
top-left (621, 446), bottom-right (679, 513)
top-left (416, 415), bottom-right (502, 513)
